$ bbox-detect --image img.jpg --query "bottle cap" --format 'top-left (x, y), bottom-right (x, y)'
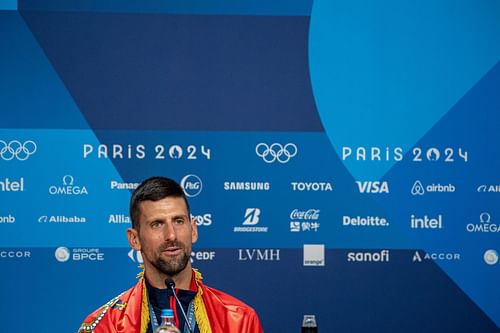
top-left (302, 314), bottom-right (317, 327)
top-left (161, 309), bottom-right (174, 317)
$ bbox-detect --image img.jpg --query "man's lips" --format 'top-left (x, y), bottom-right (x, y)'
top-left (162, 247), bottom-right (182, 256)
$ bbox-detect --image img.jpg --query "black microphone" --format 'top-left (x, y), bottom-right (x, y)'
top-left (165, 278), bottom-right (194, 333)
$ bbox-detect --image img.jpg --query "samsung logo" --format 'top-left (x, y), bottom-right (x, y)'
top-left (224, 182), bottom-right (270, 191)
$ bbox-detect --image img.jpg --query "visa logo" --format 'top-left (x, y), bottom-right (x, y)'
top-left (356, 181), bottom-right (389, 194)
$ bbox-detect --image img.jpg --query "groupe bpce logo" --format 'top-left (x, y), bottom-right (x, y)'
top-left (255, 143), bottom-right (297, 164)
top-left (0, 140), bottom-right (37, 161)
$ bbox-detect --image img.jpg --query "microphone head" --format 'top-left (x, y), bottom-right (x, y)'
top-left (165, 278), bottom-right (176, 289)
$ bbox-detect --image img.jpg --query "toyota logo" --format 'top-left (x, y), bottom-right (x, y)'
top-left (0, 140), bottom-right (37, 161)
top-left (255, 143), bottom-right (297, 163)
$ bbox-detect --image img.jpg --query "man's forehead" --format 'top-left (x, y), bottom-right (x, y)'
top-left (139, 197), bottom-right (189, 216)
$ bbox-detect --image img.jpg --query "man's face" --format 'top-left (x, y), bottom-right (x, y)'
top-left (128, 196), bottom-right (198, 278)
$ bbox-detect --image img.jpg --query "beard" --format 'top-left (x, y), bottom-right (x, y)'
top-left (150, 241), bottom-right (190, 277)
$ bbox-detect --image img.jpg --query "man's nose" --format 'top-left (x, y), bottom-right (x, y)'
top-left (164, 222), bottom-right (177, 240)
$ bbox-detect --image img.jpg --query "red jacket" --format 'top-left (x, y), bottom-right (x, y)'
top-left (77, 270), bottom-right (264, 333)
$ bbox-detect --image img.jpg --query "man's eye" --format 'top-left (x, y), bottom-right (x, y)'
top-left (174, 218), bottom-right (185, 225)
top-left (151, 221), bottom-right (162, 228)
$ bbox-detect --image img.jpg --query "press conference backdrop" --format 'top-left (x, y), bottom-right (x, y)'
top-left (1, 0), bottom-right (499, 332)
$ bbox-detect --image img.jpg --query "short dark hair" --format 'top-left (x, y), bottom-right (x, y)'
top-left (129, 176), bottom-right (190, 229)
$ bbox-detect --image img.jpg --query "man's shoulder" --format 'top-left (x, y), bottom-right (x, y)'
top-left (200, 283), bottom-right (257, 314)
top-left (77, 281), bottom-right (142, 333)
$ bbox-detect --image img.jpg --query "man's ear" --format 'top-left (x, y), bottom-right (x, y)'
top-left (127, 228), bottom-right (141, 251)
top-left (191, 217), bottom-right (198, 244)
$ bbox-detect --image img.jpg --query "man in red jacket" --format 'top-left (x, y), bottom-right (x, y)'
top-left (78, 176), bottom-right (263, 333)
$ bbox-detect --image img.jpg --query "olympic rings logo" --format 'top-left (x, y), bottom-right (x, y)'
top-left (0, 140), bottom-right (37, 161)
top-left (255, 143), bottom-right (298, 164)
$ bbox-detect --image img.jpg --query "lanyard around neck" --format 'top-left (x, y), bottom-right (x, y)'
top-left (149, 297), bottom-right (196, 333)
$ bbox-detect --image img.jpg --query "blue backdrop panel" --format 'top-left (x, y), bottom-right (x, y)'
top-left (0, 0), bottom-right (499, 332)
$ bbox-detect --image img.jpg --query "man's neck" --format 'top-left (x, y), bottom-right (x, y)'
top-left (144, 266), bottom-right (193, 290)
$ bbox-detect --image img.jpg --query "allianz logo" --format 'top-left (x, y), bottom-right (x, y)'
top-left (0, 214), bottom-right (15, 223)
top-left (466, 212), bottom-right (499, 233)
top-left (347, 250), bottom-right (390, 262)
top-left (108, 214), bottom-right (131, 224)
top-left (38, 215), bottom-right (87, 223)
top-left (0, 177), bottom-right (24, 192)
top-left (291, 182), bottom-right (333, 191)
top-left (48, 175), bottom-right (88, 195)
top-left (410, 214), bottom-right (443, 229)
top-left (355, 181), bottom-right (389, 194)
top-left (411, 180), bottom-right (455, 195)
top-left (412, 250), bottom-right (460, 262)
top-left (343, 215), bottom-right (389, 227)
top-left (238, 249), bottom-right (280, 261)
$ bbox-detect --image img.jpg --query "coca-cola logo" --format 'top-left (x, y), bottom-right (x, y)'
top-left (290, 209), bottom-right (320, 220)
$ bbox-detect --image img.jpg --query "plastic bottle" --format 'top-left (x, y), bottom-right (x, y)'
top-left (155, 309), bottom-right (181, 333)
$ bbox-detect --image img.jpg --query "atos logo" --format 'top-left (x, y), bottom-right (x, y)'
top-left (128, 249), bottom-right (143, 264)
top-left (180, 174), bottom-right (202, 197)
top-left (49, 175), bottom-right (88, 195)
top-left (192, 213), bottom-right (212, 226)
top-left (0, 140), bottom-right (37, 161)
top-left (356, 181), bottom-right (389, 194)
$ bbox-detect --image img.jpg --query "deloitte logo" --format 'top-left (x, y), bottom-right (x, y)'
top-left (484, 250), bottom-right (498, 265)
top-left (180, 174), bottom-right (202, 197)
top-left (55, 247), bottom-right (71, 262)
top-left (411, 180), bottom-right (455, 195)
